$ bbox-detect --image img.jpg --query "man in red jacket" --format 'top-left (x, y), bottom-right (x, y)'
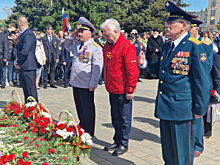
top-left (100, 18), bottom-right (138, 156)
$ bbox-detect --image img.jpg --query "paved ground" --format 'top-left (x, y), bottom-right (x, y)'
top-left (0, 78), bottom-right (220, 165)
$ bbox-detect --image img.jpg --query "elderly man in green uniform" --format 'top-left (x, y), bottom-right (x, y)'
top-left (138, 1), bottom-right (210, 165)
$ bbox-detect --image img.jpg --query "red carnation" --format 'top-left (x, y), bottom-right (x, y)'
top-left (22, 151), bottom-right (28, 158)
top-left (32, 128), bottom-right (37, 134)
top-left (57, 164), bottom-right (61, 165)
top-left (58, 123), bottom-right (65, 129)
top-left (17, 158), bottom-right (24, 165)
top-left (66, 127), bottom-right (73, 132)
top-left (35, 144), bottom-right (39, 148)
top-left (41, 122), bottom-right (48, 129)
top-left (35, 153), bottom-right (39, 155)
top-left (210, 90), bottom-right (216, 96)
top-left (54, 133), bottom-right (59, 137)
top-left (61, 157), bottom-right (67, 160)
top-left (42, 163), bottom-right (49, 165)
top-left (8, 153), bottom-right (15, 161)
top-left (1, 154), bottom-right (8, 164)
top-left (40, 138), bottom-right (45, 141)
top-left (29, 106), bottom-right (35, 111)
top-left (44, 118), bottom-right (51, 123)
top-left (40, 128), bottom-right (46, 134)
top-left (24, 112), bottom-right (31, 118)
top-left (74, 125), bottom-right (81, 130)
top-left (9, 106), bottom-right (13, 110)
top-left (48, 148), bottom-right (55, 154)
top-left (24, 136), bottom-right (29, 141)
top-left (23, 160), bottom-right (31, 165)
top-left (78, 130), bottom-right (83, 136)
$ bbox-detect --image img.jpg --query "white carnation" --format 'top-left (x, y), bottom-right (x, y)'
top-left (26, 102), bottom-right (37, 108)
top-left (80, 134), bottom-right (86, 143)
top-left (68, 121), bottom-right (75, 126)
top-left (86, 139), bottom-right (93, 146)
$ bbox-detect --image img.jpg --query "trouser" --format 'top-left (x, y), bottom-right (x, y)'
top-left (6, 61), bottom-right (14, 82)
top-left (109, 93), bottom-right (132, 148)
top-left (20, 70), bottom-right (38, 103)
top-left (99, 67), bottom-right (103, 83)
top-left (160, 119), bottom-right (195, 165)
top-left (194, 117), bottom-right (204, 152)
top-left (73, 87), bottom-right (95, 136)
top-left (44, 59), bottom-right (55, 85)
top-left (63, 59), bottom-right (72, 85)
top-left (203, 113), bottom-right (212, 137)
top-left (0, 64), bottom-right (6, 86)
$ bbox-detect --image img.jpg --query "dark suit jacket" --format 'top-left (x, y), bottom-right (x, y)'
top-left (61, 42), bottom-right (71, 63)
top-left (41, 34), bottom-right (59, 62)
top-left (0, 32), bottom-right (9, 65)
top-left (16, 28), bottom-right (40, 70)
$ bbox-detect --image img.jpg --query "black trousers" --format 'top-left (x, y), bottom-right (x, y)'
top-left (44, 59), bottom-right (55, 85)
top-left (0, 64), bottom-right (6, 86)
top-left (203, 113), bottom-right (212, 137)
top-left (63, 58), bottom-right (72, 85)
top-left (73, 87), bottom-right (95, 136)
top-left (20, 70), bottom-right (38, 103)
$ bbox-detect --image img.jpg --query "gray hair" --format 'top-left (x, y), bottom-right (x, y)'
top-left (100, 18), bottom-right (121, 33)
top-left (178, 19), bottom-right (191, 31)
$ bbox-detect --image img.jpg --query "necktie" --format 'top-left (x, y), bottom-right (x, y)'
top-left (49, 35), bottom-right (52, 46)
top-left (79, 42), bottom-right (84, 50)
top-left (168, 42), bottom-right (174, 58)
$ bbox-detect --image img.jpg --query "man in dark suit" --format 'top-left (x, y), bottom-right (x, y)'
top-left (139, 1), bottom-right (211, 164)
top-left (61, 41), bottom-right (72, 88)
top-left (14, 17), bottom-right (40, 102)
top-left (0, 24), bottom-right (9, 89)
top-left (41, 24), bottom-right (59, 89)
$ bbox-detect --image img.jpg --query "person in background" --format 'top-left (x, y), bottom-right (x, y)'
top-left (130, 29), bottom-right (137, 43)
top-left (41, 24), bottom-right (59, 89)
top-left (101, 18), bottom-right (138, 156)
top-left (6, 31), bottom-right (16, 87)
top-left (212, 31), bottom-right (219, 53)
top-left (33, 31), bottom-right (46, 90)
top-left (124, 32), bottom-right (128, 39)
top-left (140, 32), bottom-right (148, 51)
top-left (0, 23), bottom-right (9, 89)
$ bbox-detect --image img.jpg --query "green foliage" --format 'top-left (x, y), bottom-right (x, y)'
top-left (5, 0), bottom-right (189, 33)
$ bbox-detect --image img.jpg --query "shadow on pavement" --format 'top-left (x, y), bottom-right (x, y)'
top-left (89, 145), bottom-right (135, 165)
top-left (133, 117), bottom-right (159, 128)
top-left (133, 96), bottom-right (155, 103)
top-left (0, 101), bottom-right (7, 109)
top-left (102, 123), bottom-right (161, 144)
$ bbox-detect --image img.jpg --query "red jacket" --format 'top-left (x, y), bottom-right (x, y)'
top-left (103, 33), bottom-right (138, 94)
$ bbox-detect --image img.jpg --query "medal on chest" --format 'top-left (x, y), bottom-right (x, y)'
top-left (79, 45), bottom-right (90, 63)
top-left (171, 51), bottom-right (189, 75)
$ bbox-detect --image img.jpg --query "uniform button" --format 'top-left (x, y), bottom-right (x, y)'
top-left (160, 91), bottom-right (162, 94)
top-left (75, 60), bottom-right (77, 62)
top-left (72, 71), bottom-right (74, 73)
top-left (162, 70), bottom-right (165, 74)
top-left (73, 65), bottom-right (75, 67)
top-left (160, 81), bottom-right (163, 84)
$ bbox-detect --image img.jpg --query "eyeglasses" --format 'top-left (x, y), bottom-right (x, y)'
top-left (165, 21), bottom-right (184, 26)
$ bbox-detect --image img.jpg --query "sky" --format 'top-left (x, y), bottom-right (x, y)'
top-left (0, 0), bottom-right (209, 20)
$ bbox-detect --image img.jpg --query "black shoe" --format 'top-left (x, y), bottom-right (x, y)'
top-left (43, 84), bottom-right (47, 89)
top-left (103, 143), bottom-right (118, 151)
top-left (98, 82), bottom-right (102, 85)
top-left (112, 145), bottom-right (128, 156)
top-left (50, 84), bottom-right (57, 88)
top-left (137, 79), bottom-right (142, 82)
top-left (1, 85), bottom-right (5, 89)
top-left (64, 85), bottom-right (68, 88)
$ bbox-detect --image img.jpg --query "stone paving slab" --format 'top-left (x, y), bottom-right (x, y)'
top-left (0, 78), bottom-right (219, 165)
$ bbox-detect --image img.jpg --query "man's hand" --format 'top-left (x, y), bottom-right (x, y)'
top-left (6, 62), bottom-right (9, 66)
top-left (43, 61), bottom-right (46, 65)
top-left (56, 59), bottom-right (59, 62)
top-left (14, 63), bottom-right (21, 69)
top-left (70, 30), bottom-right (79, 38)
top-left (3, 59), bottom-right (7, 62)
top-left (126, 93), bottom-right (134, 100)
top-left (155, 49), bottom-right (159, 52)
top-left (194, 114), bottom-right (203, 119)
top-left (89, 87), bottom-right (95, 91)
top-left (63, 62), bottom-right (66, 66)
top-left (138, 51), bottom-right (145, 66)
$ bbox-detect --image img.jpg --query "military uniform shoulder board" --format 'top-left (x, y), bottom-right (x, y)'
top-left (92, 42), bottom-right (100, 48)
top-left (165, 39), bottom-right (172, 43)
top-left (188, 37), bottom-right (201, 45)
top-left (201, 38), bottom-right (212, 46)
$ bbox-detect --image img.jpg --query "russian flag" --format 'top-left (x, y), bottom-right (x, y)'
top-left (62, 7), bottom-right (71, 32)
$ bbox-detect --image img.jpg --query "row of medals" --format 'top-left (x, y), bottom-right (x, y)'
top-left (171, 54), bottom-right (189, 76)
top-left (78, 45), bottom-right (89, 63)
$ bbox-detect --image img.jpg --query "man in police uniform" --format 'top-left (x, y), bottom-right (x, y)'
top-left (133, 33), bottom-right (144, 82)
top-left (189, 18), bottom-right (213, 157)
top-left (139, 1), bottom-right (210, 164)
top-left (65, 17), bottom-right (103, 136)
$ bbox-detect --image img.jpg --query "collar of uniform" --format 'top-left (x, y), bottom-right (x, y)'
top-left (21, 27), bottom-right (29, 34)
top-left (82, 38), bottom-right (93, 46)
top-left (173, 32), bottom-right (188, 50)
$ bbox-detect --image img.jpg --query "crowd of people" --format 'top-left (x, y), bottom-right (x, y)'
top-left (0, 0), bottom-right (220, 164)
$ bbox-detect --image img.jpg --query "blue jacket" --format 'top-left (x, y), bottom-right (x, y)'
top-left (16, 28), bottom-right (40, 70)
top-left (133, 41), bottom-right (144, 57)
top-left (61, 41), bottom-right (71, 63)
top-left (147, 33), bottom-right (211, 121)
